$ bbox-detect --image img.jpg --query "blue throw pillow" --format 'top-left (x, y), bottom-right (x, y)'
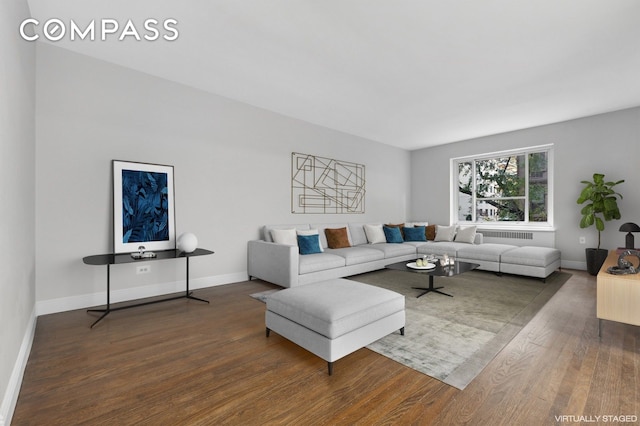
top-left (298, 234), bottom-right (322, 255)
top-left (404, 226), bottom-right (426, 242)
top-left (383, 226), bottom-right (404, 243)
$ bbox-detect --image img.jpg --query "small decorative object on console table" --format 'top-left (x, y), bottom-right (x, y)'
top-left (130, 245), bottom-right (156, 259)
top-left (83, 248), bottom-right (214, 328)
top-left (606, 250), bottom-right (640, 275)
top-left (177, 232), bottom-right (198, 253)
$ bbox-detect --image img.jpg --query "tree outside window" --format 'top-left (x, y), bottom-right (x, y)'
top-left (456, 149), bottom-right (550, 224)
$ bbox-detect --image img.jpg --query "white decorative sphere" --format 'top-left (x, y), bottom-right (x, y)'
top-left (177, 232), bottom-right (198, 253)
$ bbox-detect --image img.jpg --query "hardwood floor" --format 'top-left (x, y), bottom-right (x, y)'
top-left (11, 270), bottom-right (639, 425)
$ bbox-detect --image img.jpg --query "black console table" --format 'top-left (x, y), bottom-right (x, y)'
top-left (83, 248), bottom-right (214, 328)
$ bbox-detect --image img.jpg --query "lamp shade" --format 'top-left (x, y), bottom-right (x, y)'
top-left (619, 222), bottom-right (640, 249)
top-left (619, 222), bottom-right (640, 233)
top-left (177, 232), bottom-right (198, 253)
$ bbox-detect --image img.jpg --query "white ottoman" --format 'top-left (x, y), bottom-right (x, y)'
top-left (266, 278), bottom-right (405, 375)
top-left (500, 246), bottom-right (561, 280)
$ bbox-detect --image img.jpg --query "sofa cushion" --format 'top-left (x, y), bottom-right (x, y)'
top-left (370, 243), bottom-right (416, 258)
top-left (402, 241), bottom-right (430, 248)
top-left (326, 246), bottom-right (385, 265)
top-left (457, 243), bottom-right (518, 262)
top-left (385, 223), bottom-right (405, 238)
top-left (434, 225), bottom-right (456, 242)
top-left (404, 226), bottom-right (427, 242)
top-left (364, 223), bottom-right (386, 244)
top-left (325, 227), bottom-right (351, 249)
top-left (311, 223), bottom-right (351, 249)
top-left (417, 241), bottom-right (464, 257)
top-left (297, 229), bottom-right (323, 252)
top-left (425, 224), bottom-right (436, 240)
top-left (299, 253), bottom-right (346, 274)
top-left (347, 223), bottom-right (369, 246)
top-left (264, 224), bottom-right (310, 242)
top-left (500, 246), bottom-right (561, 267)
top-left (383, 226), bottom-right (404, 243)
top-left (271, 228), bottom-right (298, 245)
top-left (266, 279), bottom-right (405, 339)
top-left (454, 226), bottom-right (477, 244)
top-left (298, 234), bottom-right (323, 255)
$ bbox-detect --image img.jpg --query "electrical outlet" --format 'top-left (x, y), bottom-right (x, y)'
top-left (579, 236), bottom-right (586, 244)
top-left (136, 265), bottom-right (151, 274)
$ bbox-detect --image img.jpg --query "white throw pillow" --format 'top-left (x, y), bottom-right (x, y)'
top-left (271, 228), bottom-right (298, 245)
top-left (434, 225), bottom-right (456, 242)
top-left (364, 223), bottom-right (387, 244)
top-left (297, 229), bottom-right (324, 252)
top-left (454, 226), bottom-right (477, 244)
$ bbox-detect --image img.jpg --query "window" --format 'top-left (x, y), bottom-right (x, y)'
top-left (454, 145), bottom-right (552, 227)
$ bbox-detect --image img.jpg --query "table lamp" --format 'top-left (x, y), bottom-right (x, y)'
top-left (619, 222), bottom-right (640, 249)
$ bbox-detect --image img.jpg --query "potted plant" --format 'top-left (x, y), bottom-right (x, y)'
top-left (577, 173), bottom-right (624, 275)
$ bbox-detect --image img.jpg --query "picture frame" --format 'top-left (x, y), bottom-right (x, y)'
top-left (113, 160), bottom-right (176, 254)
top-left (291, 152), bottom-right (366, 214)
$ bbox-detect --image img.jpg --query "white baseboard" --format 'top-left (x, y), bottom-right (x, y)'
top-left (35, 271), bottom-right (249, 316)
top-left (0, 308), bottom-right (36, 426)
top-left (561, 259), bottom-right (587, 271)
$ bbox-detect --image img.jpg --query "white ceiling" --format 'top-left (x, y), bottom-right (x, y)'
top-left (27, 0), bottom-right (640, 150)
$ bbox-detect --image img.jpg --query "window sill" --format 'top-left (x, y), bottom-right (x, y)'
top-left (458, 223), bottom-right (556, 232)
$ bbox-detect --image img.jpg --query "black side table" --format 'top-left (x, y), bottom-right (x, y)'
top-left (83, 248), bottom-right (214, 328)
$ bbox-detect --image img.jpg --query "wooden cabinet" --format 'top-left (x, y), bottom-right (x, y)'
top-left (597, 250), bottom-right (640, 335)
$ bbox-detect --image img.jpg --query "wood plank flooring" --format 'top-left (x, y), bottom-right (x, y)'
top-left (11, 270), bottom-right (639, 425)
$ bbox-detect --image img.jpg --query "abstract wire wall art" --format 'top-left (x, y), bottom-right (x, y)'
top-left (113, 160), bottom-right (176, 253)
top-left (291, 152), bottom-right (365, 214)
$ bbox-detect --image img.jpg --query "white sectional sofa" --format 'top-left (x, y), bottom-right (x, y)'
top-left (247, 222), bottom-right (560, 288)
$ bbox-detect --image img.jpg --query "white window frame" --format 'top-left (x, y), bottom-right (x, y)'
top-left (450, 144), bottom-right (554, 230)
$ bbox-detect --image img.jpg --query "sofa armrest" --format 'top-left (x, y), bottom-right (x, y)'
top-left (247, 240), bottom-right (299, 287)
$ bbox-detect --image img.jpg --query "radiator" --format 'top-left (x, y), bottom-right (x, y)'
top-left (478, 229), bottom-right (554, 247)
top-left (479, 230), bottom-right (533, 240)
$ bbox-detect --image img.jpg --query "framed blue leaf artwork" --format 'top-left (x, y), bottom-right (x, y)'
top-left (113, 160), bottom-right (176, 253)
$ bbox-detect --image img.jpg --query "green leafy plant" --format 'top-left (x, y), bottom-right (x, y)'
top-left (577, 173), bottom-right (624, 249)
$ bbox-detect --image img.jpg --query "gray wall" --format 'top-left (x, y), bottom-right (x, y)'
top-left (5, 20), bottom-right (639, 421)
top-left (410, 107), bottom-right (640, 268)
top-left (35, 43), bottom-right (410, 312)
top-left (0, 0), bottom-right (36, 422)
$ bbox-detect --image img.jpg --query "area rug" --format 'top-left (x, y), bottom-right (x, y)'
top-left (348, 269), bottom-right (571, 389)
top-left (249, 270), bottom-right (570, 390)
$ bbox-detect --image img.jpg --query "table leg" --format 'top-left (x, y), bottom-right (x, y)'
top-left (86, 257), bottom-right (209, 328)
top-left (412, 275), bottom-right (453, 298)
top-left (87, 264), bottom-right (112, 328)
top-left (185, 256), bottom-right (209, 304)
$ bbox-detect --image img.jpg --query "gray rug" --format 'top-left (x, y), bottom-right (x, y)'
top-left (250, 270), bottom-right (570, 390)
top-left (349, 269), bottom-right (570, 389)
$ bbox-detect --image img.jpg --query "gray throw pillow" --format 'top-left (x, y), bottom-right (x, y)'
top-left (454, 226), bottom-right (477, 244)
top-left (434, 225), bottom-right (456, 242)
